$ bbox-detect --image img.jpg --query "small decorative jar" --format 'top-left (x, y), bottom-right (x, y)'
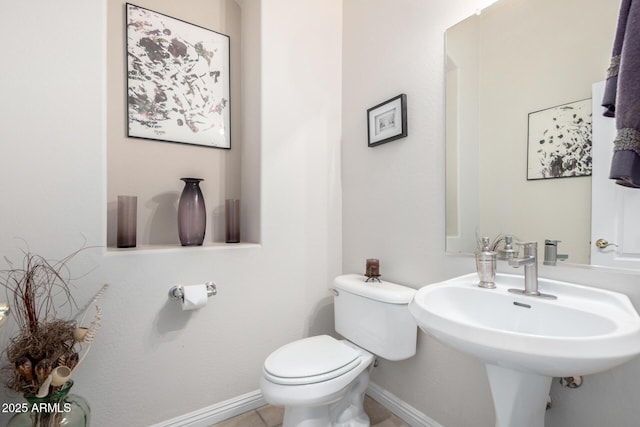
top-left (7, 381), bottom-right (90, 427)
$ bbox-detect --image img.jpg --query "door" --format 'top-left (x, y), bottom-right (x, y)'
top-left (591, 81), bottom-right (640, 269)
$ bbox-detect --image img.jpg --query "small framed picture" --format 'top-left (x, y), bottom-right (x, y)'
top-left (367, 94), bottom-right (408, 147)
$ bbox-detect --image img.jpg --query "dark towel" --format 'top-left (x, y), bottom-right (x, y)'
top-left (602, 0), bottom-right (640, 187)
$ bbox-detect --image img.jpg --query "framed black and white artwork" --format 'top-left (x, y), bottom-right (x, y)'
top-left (126, 3), bottom-right (231, 149)
top-left (527, 99), bottom-right (592, 180)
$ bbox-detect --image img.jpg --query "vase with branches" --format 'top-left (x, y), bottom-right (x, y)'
top-left (1, 247), bottom-right (106, 427)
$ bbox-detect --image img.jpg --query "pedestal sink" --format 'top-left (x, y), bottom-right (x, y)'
top-left (408, 273), bottom-right (640, 427)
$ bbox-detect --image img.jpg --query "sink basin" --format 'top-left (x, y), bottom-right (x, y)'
top-left (409, 272), bottom-right (640, 377)
top-left (409, 273), bottom-right (640, 427)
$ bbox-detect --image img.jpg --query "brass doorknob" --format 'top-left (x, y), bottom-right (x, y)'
top-left (595, 238), bottom-right (618, 249)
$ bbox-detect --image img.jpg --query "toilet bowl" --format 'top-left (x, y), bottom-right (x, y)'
top-left (261, 336), bottom-right (375, 426)
top-left (260, 275), bottom-right (417, 427)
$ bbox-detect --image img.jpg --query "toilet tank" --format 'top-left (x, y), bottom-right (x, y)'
top-left (333, 274), bottom-right (417, 361)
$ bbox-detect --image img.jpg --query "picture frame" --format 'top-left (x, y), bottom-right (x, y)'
top-left (367, 94), bottom-right (408, 147)
top-left (126, 3), bottom-right (231, 149)
top-left (527, 98), bottom-right (592, 180)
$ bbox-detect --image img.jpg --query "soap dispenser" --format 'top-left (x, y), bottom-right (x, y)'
top-left (497, 235), bottom-right (518, 260)
top-left (476, 237), bottom-right (497, 289)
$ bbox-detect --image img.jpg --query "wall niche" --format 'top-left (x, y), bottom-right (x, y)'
top-left (106, 0), bottom-right (260, 250)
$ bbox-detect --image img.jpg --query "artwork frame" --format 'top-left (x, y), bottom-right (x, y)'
top-left (126, 3), bottom-right (231, 149)
top-left (367, 94), bottom-right (408, 147)
top-left (527, 98), bottom-right (592, 180)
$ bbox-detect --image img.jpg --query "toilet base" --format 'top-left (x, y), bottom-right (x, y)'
top-left (281, 365), bottom-right (372, 427)
top-left (330, 365), bottom-right (370, 427)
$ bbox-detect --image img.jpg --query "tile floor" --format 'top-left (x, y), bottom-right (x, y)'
top-left (211, 395), bottom-right (410, 427)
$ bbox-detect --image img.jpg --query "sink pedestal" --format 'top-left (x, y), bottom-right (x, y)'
top-left (486, 364), bottom-right (552, 427)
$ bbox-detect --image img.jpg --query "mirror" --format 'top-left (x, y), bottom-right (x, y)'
top-left (445, 0), bottom-right (620, 265)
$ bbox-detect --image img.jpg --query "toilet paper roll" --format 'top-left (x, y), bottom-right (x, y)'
top-left (182, 284), bottom-right (208, 311)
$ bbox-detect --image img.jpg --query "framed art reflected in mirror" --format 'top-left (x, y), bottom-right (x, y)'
top-left (527, 98), bottom-right (593, 180)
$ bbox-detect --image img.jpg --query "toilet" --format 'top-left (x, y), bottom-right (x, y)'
top-left (260, 274), bottom-right (417, 426)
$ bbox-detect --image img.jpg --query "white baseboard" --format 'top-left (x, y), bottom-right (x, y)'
top-left (366, 382), bottom-right (444, 427)
top-left (149, 389), bottom-right (266, 427)
top-left (150, 383), bottom-right (441, 427)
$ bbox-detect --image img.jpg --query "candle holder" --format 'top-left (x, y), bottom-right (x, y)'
top-left (117, 195), bottom-right (137, 248)
top-left (365, 258), bottom-right (381, 283)
top-left (225, 199), bottom-right (240, 243)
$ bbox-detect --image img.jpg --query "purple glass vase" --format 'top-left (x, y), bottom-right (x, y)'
top-left (178, 178), bottom-right (206, 246)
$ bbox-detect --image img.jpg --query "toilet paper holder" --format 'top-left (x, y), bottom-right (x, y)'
top-left (169, 281), bottom-right (217, 301)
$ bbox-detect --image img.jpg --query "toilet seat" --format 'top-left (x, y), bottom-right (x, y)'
top-left (263, 335), bottom-right (361, 385)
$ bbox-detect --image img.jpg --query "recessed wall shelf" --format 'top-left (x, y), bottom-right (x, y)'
top-left (105, 0), bottom-right (260, 250)
top-left (105, 242), bottom-right (260, 255)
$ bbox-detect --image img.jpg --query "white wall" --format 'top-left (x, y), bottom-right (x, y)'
top-left (342, 1), bottom-right (499, 426)
top-left (0, 1), bottom-right (342, 426)
top-left (342, 2), bottom-right (640, 427)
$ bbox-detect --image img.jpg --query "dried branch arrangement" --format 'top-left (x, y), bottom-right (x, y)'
top-left (1, 248), bottom-right (107, 397)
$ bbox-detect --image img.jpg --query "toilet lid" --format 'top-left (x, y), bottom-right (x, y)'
top-left (263, 335), bottom-right (361, 385)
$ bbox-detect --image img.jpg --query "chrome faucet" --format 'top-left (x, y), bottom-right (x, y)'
top-left (508, 241), bottom-right (556, 299)
top-left (543, 239), bottom-right (568, 266)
